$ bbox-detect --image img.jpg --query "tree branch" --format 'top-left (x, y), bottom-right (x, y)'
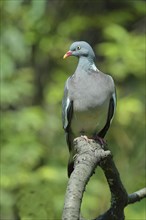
top-left (95, 143), bottom-right (128, 220)
top-left (128, 188), bottom-right (146, 204)
top-left (62, 137), bottom-right (111, 220)
top-left (62, 137), bottom-right (145, 220)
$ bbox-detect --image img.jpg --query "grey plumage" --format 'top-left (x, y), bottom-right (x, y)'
top-left (62, 41), bottom-right (116, 177)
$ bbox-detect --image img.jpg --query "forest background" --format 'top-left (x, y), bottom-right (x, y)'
top-left (1, 0), bottom-right (145, 219)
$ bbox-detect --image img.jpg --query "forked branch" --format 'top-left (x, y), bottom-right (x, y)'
top-left (62, 136), bottom-right (146, 220)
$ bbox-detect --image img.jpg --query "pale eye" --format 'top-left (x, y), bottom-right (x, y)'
top-left (77, 46), bottom-right (81, 50)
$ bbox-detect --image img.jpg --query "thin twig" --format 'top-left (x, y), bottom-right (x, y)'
top-left (128, 188), bottom-right (146, 204)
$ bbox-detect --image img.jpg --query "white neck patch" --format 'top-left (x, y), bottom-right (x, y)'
top-left (91, 63), bottom-right (99, 72)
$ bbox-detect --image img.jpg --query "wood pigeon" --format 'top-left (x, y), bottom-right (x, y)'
top-left (62, 41), bottom-right (116, 177)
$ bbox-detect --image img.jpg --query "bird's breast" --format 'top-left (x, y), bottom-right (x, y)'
top-left (71, 100), bottom-right (109, 138)
top-left (68, 72), bottom-right (112, 137)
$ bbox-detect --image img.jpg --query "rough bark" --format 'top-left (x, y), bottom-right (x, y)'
top-left (62, 136), bottom-right (146, 220)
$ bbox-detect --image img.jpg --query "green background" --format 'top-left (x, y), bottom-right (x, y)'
top-left (1, 0), bottom-right (145, 219)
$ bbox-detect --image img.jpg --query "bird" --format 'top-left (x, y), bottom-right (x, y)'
top-left (62, 41), bottom-right (116, 177)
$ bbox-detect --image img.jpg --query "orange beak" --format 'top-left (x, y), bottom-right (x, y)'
top-left (63, 51), bottom-right (72, 59)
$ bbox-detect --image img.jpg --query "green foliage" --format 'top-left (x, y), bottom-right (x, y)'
top-left (98, 24), bottom-right (145, 79)
top-left (1, 0), bottom-right (145, 219)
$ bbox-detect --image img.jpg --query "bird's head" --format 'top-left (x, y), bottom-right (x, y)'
top-left (63, 41), bottom-right (95, 61)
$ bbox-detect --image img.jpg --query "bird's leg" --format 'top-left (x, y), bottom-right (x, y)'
top-left (80, 130), bottom-right (91, 142)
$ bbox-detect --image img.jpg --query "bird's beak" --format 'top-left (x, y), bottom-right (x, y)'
top-left (63, 51), bottom-right (72, 59)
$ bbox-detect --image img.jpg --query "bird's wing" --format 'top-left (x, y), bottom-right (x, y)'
top-left (62, 78), bottom-right (75, 177)
top-left (62, 78), bottom-right (73, 149)
top-left (98, 89), bottom-right (116, 138)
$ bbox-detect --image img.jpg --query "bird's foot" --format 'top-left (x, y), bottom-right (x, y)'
top-left (81, 135), bottom-right (89, 141)
top-left (93, 136), bottom-right (107, 147)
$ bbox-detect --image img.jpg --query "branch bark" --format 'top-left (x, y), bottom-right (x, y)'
top-left (128, 188), bottom-right (146, 204)
top-left (96, 144), bottom-right (128, 220)
top-left (62, 137), bottom-right (111, 220)
top-left (62, 137), bottom-right (146, 220)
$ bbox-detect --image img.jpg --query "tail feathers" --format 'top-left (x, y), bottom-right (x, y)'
top-left (66, 131), bottom-right (75, 177)
top-left (68, 160), bottom-right (74, 177)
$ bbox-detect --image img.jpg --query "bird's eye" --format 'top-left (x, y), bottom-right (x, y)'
top-left (77, 46), bottom-right (81, 50)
